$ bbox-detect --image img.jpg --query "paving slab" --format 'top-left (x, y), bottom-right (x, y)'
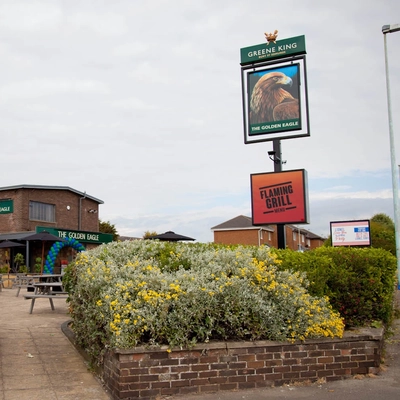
top-left (0, 287), bottom-right (110, 400)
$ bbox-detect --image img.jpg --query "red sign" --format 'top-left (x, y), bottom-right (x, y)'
top-left (251, 169), bottom-right (309, 225)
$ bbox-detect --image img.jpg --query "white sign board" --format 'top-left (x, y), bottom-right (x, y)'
top-left (330, 220), bottom-right (371, 247)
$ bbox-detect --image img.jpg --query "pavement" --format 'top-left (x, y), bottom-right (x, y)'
top-left (0, 286), bottom-right (399, 400)
top-left (0, 286), bottom-right (111, 400)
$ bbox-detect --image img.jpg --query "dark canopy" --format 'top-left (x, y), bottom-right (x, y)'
top-left (21, 231), bottom-right (66, 274)
top-left (146, 231), bottom-right (195, 242)
top-left (0, 240), bottom-right (25, 248)
top-left (22, 231), bottom-right (66, 242)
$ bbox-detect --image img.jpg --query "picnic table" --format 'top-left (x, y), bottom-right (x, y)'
top-left (14, 273), bottom-right (63, 296)
top-left (23, 280), bottom-right (68, 314)
top-left (36, 274), bottom-right (63, 282)
top-left (14, 275), bottom-right (36, 296)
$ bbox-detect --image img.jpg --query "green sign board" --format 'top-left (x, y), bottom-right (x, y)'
top-left (36, 226), bottom-right (113, 244)
top-left (0, 199), bottom-right (13, 214)
top-left (240, 35), bottom-right (306, 65)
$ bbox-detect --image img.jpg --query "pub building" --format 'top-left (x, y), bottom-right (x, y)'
top-left (0, 184), bottom-right (112, 273)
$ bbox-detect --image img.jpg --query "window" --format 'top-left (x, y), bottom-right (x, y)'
top-left (293, 231), bottom-right (297, 241)
top-left (29, 201), bottom-right (55, 222)
top-left (268, 231), bottom-right (271, 241)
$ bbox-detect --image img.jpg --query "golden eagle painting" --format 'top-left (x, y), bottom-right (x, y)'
top-left (249, 66), bottom-right (300, 125)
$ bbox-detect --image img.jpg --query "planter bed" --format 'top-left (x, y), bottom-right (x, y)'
top-left (62, 322), bottom-right (384, 400)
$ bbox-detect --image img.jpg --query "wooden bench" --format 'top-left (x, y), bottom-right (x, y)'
top-left (23, 293), bottom-right (68, 314)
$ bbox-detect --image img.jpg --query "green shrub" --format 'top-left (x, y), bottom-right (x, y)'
top-left (270, 248), bottom-right (332, 297)
top-left (19, 265), bottom-right (28, 273)
top-left (66, 241), bottom-right (344, 365)
top-left (271, 247), bottom-right (397, 327)
top-left (14, 253), bottom-right (24, 272)
top-left (34, 257), bottom-right (42, 273)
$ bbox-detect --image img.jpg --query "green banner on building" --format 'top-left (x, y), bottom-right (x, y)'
top-left (36, 226), bottom-right (113, 244)
top-left (0, 199), bottom-right (13, 214)
top-left (240, 35), bottom-right (306, 65)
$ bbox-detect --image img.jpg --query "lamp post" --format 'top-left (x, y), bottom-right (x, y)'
top-left (382, 23), bottom-right (400, 290)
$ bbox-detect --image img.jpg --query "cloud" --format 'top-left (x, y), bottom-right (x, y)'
top-left (306, 197), bottom-right (394, 238)
top-left (0, 0), bottom-right (399, 246)
top-left (69, 11), bottom-right (128, 36)
top-left (111, 97), bottom-right (157, 111)
top-left (113, 42), bottom-right (149, 58)
top-left (0, 79), bottom-right (109, 100)
top-left (310, 189), bottom-right (393, 201)
top-left (0, 1), bottom-right (62, 31)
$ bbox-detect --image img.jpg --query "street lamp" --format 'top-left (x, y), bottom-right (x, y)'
top-left (382, 23), bottom-right (400, 290)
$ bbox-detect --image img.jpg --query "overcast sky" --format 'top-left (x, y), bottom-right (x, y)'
top-left (1, 0), bottom-right (400, 242)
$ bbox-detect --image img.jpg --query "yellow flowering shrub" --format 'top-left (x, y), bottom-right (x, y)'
top-left (66, 241), bottom-right (344, 365)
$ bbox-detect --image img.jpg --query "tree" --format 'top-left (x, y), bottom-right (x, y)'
top-left (371, 213), bottom-right (395, 230)
top-left (143, 231), bottom-right (158, 239)
top-left (99, 220), bottom-right (119, 241)
top-left (370, 213), bottom-right (396, 255)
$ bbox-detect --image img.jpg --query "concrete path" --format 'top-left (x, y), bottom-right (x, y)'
top-left (0, 287), bottom-right (110, 400)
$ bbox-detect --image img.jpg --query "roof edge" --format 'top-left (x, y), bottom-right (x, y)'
top-left (0, 185), bottom-right (104, 204)
top-left (211, 226), bottom-right (274, 232)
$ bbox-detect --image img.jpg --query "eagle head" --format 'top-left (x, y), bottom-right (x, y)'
top-left (257, 72), bottom-right (293, 92)
top-left (250, 72), bottom-right (297, 124)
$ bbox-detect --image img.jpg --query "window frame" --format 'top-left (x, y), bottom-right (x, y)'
top-left (29, 201), bottom-right (56, 223)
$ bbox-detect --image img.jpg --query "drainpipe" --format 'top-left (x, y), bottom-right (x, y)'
top-left (78, 191), bottom-right (86, 230)
top-left (26, 241), bottom-right (29, 271)
top-left (298, 226), bottom-right (301, 251)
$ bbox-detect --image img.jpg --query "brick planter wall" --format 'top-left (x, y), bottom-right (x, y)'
top-left (102, 327), bottom-right (383, 400)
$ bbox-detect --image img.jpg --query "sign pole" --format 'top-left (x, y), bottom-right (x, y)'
top-left (243, 33), bottom-right (310, 246)
top-left (273, 139), bottom-right (286, 249)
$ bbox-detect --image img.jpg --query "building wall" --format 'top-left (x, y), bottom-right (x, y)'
top-left (213, 226), bottom-right (323, 251)
top-left (286, 227), bottom-right (325, 250)
top-left (0, 187), bottom-right (102, 272)
top-left (308, 238), bottom-right (325, 249)
top-left (0, 188), bottom-right (99, 233)
top-left (285, 226), bottom-right (303, 250)
top-left (213, 229), bottom-right (276, 247)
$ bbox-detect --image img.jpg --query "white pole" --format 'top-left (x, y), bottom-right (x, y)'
top-left (383, 26), bottom-right (400, 290)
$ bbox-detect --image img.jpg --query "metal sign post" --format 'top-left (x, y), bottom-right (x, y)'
top-left (273, 140), bottom-right (286, 249)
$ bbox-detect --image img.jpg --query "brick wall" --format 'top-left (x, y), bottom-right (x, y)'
top-left (214, 230), bottom-right (277, 248)
top-left (213, 227), bottom-right (323, 251)
top-left (102, 328), bottom-right (383, 400)
top-left (0, 188), bottom-right (99, 232)
top-left (285, 227), bottom-right (325, 251)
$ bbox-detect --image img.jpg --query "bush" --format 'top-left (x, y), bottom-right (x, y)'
top-left (271, 247), bottom-right (397, 327)
top-left (66, 241), bottom-right (344, 365)
top-left (34, 257), bottom-right (42, 273)
top-left (0, 266), bottom-right (8, 274)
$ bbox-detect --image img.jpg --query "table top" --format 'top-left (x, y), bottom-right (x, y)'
top-left (36, 274), bottom-right (63, 282)
top-left (33, 282), bottom-right (63, 287)
top-left (33, 281), bottom-right (65, 295)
